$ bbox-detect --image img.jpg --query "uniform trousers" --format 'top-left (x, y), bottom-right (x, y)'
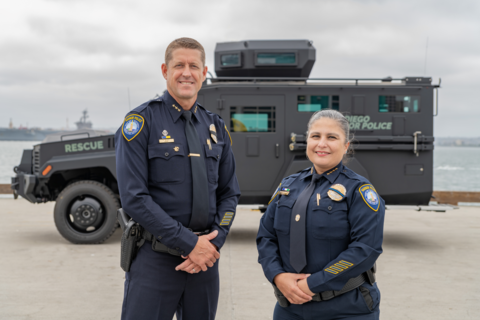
top-left (121, 241), bottom-right (219, 320)
top-left (273, 283), bottom-right (380, 320)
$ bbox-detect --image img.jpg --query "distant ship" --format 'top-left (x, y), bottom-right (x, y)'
top-left (0, 110), bottom-right (93, 141)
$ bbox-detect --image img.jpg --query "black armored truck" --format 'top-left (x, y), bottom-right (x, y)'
top-left (11, 39), bottom-right (441, 244)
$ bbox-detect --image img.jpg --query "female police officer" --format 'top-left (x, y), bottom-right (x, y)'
top-left (257, 110), bottom-right (385, 320)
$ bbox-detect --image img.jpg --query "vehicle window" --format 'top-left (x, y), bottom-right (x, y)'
top-left (379, 95), bottom-right (420, 113)
top-left (230, 106), bottom-right (275, 132)
top-left (221, 54), bottom-right (240, 67)
top-left (256, 53), bottom-right (296, 65)
top-left (297, 95), bottom-right (339, 111)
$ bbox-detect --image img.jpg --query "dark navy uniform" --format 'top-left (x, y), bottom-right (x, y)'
top-left (116, 91), bottom-right (240, 320)
top-left (257, 162), bottom-right (385, 320)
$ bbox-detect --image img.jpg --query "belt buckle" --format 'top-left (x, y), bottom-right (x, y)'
top-left (193, 229), bottom-right (210, 236)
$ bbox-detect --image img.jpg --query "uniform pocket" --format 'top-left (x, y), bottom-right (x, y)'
top-left (310, 199), bottom-right (349, 239)
top-left (147, 143), bottom-right (186, 184)
top-left (273, 197), bottom-right (296, 235)
top-left (359, 286), bottom-right (374, 311)
top-left (204, 144), bottom-right (223, 183)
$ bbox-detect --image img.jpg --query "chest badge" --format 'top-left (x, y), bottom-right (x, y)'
top-left (328, 184), bottom-right (347, 201)
top-left (159, 129), bottom-right (174, 143)
top-left (210, 124), bottom-right (218, 143)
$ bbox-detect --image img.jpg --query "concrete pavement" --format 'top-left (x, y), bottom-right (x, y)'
top-left (1, 198), bottom-right (479, 319)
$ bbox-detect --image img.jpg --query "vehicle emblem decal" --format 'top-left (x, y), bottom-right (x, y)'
top-left (122, 114), bottom-right (145, 141)
top-left (328, 184), bottom-right (346, 202)
top-left (359, 184), bottom-right (380, 211)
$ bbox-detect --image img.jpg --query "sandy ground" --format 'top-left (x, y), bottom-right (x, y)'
top-left (0, 198), bottom-right (479, 319)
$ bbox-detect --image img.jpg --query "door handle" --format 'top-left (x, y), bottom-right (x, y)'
top-left (275, 143), bottom-right (280, 158)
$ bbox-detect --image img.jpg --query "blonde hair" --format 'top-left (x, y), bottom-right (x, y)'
top-left (165, 37), bottom-right (205, 67)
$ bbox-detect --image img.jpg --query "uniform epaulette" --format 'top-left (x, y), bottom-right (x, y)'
top-left (130, 101), bottom-right (150, 114)
top-left (341, 166), bottom-right (367, 182)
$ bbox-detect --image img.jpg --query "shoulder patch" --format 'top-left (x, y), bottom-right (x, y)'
top-left (225, 125), bottom-right (232, 146)
top-left (122, 114), bottom-right (145, 141)
top-left (268, 183), bottom-right (282, 205)
top-left (358, 184), bottom-right (380, 211)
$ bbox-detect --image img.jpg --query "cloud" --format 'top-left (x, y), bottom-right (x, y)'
top-left (0, 0), bottom-right (479, 136)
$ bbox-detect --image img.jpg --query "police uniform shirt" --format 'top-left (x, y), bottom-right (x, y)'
top-left (256, 162), bottom-right (385, 294)
top-left (115, 91), bottom-right (240, 256)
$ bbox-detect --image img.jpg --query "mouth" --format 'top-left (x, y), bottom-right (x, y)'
top-left (178, 81), bottom-right (194, 85)
top-left (315, 151), bottom-right (330, 156)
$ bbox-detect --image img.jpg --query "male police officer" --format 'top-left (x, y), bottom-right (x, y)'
top-left (115, 38), bottom-right (240, 320)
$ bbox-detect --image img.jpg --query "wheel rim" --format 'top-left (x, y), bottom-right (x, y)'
top-left (68, 196), bottom-right (105, 233)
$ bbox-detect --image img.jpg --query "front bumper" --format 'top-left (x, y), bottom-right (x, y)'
top-left (11, 173), bottom-right (38, 203)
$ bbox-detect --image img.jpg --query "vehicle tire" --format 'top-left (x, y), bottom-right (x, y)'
top-left (54, 180), bottom-right (119, 244)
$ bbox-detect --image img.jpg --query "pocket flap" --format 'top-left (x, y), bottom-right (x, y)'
top-left (204, 144), bottom-right (223, 161)
top-left (148, 143), bottom-right (185, 160)
top-left (277, 197), bottom-right (296, 208)
top-left (313, 199), bottom-right (348, 213)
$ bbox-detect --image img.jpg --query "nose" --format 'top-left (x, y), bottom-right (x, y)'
top-left (182, 65), bottom-right (192, 78)
top-left (317, 137), bottom-right (328, 148)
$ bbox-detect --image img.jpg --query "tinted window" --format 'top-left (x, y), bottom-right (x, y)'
top-left (256, 53), bottom-right (296, 65)
top-left (297, 95), bottom-right (339, 111)
top-left (379, 96), bottom-right (420, 113)
top-left (230, 106), bottom-right (275, 132)
top-left (221, 54), bottom-right (240, 66)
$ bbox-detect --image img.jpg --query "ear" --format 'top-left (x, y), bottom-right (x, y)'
top-left (202, 65), bottom-right (208, 82)
top-left (345, 141), bottom-right (350, 154)
top-left (161, 63), bottom-right (168, 80)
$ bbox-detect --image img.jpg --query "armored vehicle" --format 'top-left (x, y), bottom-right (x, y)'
top-left (11, 39), bottom-right (441, 244)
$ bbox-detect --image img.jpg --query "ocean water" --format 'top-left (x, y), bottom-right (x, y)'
top-left (1, 142), bottom-right (480, 191)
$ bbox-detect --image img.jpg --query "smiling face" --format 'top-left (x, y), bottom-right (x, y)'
top-left (161, 48), bottom-right (207, 110)
top-left (306, 117), bottom-right (350, 174)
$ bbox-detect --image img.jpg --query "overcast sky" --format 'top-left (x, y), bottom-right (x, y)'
top-left (1, 0), bottom-right (479, 137)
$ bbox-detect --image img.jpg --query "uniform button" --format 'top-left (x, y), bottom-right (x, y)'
top-left (328, 206), bottom-right (332, 211)
top-left (217, 155), bottom-right (220, 159)
top-left (157, 236), bottom-right (162, 240)
top-left (165, 152), bottom-right (169, 156)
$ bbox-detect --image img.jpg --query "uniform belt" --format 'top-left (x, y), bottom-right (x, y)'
top-left (312, 272), bottom-right (368, 302)
top-left (141, 229), bottom-right (210, 257)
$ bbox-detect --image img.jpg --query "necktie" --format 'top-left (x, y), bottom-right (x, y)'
top-left (290, 173), bottom-right (321, 273)
top-left (182, 111), bottom-right (209, 231)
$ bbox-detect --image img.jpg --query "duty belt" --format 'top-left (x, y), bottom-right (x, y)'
top-left (141, 229), bottom-right (210, 256)
top-left (273, 266), bottom-right (376, 307)
top-left (312, 272), bottom-right (368, 301)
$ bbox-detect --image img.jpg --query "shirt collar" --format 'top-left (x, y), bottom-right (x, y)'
top-left (302, 161), bottom-right (344, 184)
top-left (163, 90), bottom-right (201, 123)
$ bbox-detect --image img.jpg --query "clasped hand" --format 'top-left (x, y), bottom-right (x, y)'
top-left (175, 230), bottom-right (220, 274)
top-left (274, 273), bottom-right (315, 305)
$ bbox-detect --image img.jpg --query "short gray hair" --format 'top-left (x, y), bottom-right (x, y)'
top-left (307, 109), bottom-right (352, 147)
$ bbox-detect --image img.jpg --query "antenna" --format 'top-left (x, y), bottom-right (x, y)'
top-left (424, 36), bottom-right (429, 76)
